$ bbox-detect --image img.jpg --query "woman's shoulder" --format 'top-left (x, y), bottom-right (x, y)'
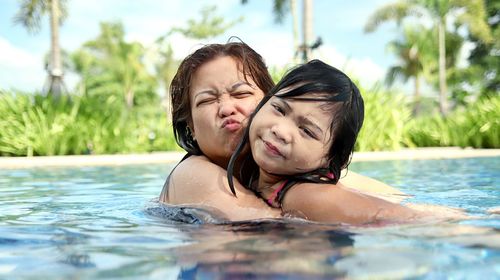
top-left (173, 155), bottom-right (224, 175)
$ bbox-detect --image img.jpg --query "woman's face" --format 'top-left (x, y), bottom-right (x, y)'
top-left (189, 55), bottom-right (265, 168)
top-left (249, 95), bottom-right (333, 175)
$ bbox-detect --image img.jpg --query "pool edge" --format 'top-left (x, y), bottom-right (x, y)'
top-left (0, 148), bottom-right (499, 169)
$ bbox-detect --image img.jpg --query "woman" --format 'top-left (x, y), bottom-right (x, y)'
top-left (159, 41), bottom-right (404, 221)
top-left (160, 42), bottom-right (280, 220)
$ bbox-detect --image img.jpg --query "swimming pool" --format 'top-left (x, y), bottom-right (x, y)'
top-left (1, 157), bottom-right (498, 279)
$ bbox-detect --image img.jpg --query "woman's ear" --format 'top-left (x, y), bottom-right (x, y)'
top-left (187, 126), bottom-right (196, 141)
top-left (187, 120), bottom-right (196, 140)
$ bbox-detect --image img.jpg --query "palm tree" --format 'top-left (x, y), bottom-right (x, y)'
top-left (365, 0), bottom-right (492, 115)
top-left (386, 26), bottom-right (432, 115)
top-left (154, 5), bottom-right (238, 107)
top-left (241, 0), bottom-right (315, 62)
top-left (81, 22), bottom-right (155, 108)
top-left (170, 5), bottom-right (242, 39)
top-left (14, 0), bottom-right (67, 97)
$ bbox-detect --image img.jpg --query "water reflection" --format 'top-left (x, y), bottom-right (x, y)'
top-left (0, 158), bottom-right (498, 279)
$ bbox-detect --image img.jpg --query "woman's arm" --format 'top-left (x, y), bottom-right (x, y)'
top-left (159, 155), bottom-right (280, 221)
top-left (281, 182), bottom-right (420, 225)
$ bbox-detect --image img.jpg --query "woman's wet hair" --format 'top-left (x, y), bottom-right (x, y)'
top-left (170, 39), bottom-right (275, 155)
top-left (228, 59), bottom-right (365, 201)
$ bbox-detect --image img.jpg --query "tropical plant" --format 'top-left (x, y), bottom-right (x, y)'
top-left (0, 91), bottom-right (179, 156)
top-left (154, 5), bottom-right (237, 99)
top-left (465, 0), bottom-right (499, 100)
top-left (13, 0), bottom-right (68, 97)
top-left (406, 95), bottom-right (499, 148)
top-left (385, 25), bottom-right (433, 114)
top-left (71, 22), bottom-right (157, 108)
top-left (356, 87), bottom-right (412, 151)
top-left (170, 5), bottom-right (242, 39)
top-left (365, 0), bottom-right (492, 115)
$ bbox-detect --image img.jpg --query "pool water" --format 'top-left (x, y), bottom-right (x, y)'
top-left (1, 157), bottom-right (499, 279)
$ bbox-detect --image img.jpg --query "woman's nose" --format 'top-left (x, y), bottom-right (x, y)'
top-left (218, 97), bottom-right (236, 117)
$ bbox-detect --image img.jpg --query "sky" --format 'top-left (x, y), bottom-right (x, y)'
top-left (0, 0), bottom-right (402, 93)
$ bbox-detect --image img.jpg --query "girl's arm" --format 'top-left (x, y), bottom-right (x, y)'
top-left (160, 155), bottom-right (280, 221)
top-left (339, 171), bottom-right (408, 203)
top-left (281, 182), bottom-right (421, 225)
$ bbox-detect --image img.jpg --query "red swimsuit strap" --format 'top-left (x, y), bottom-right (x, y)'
top-left (267, 180), bottom-right (288, 207)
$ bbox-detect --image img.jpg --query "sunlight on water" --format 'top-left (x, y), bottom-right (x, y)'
top-left (0, 158), bottom-right (499, 279)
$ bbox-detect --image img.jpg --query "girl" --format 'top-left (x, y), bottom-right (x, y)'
top-left (228, 59), bottom-right (426, 225)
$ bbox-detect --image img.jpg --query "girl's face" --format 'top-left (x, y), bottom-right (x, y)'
top-left (189, 56), bottom-right (265, 167)
top-left (249, 94), bottom-right (333, 175)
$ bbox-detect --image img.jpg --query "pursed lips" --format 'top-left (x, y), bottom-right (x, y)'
top-left (221, 118), bottom-right (241, 132)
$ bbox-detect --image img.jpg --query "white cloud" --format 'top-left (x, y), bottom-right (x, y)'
top-left (314, 45), bottom-right (386, 87)
top-left (244, 32), bottom-right (294, 66)
top-left (0, 37), bottom-right (40, 68)
top-left (0, 37), bottom-right (45, 91)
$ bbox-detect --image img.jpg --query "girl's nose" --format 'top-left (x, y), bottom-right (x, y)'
top-left (271, 124), bottom-right (292, 144)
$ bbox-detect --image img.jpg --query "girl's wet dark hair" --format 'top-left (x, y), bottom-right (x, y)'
top-left (170, 39), bottom-right (274, 155)
top-left (227, 59), bottom-right (364, 202)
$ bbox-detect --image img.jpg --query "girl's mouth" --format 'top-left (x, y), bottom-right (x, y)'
top-left (263, 140), bottom-right (284, 157)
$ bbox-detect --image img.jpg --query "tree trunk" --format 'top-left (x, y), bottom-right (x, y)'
top-left (438, 16), bottom-right (448, 115)
top-left (302, 0), bottom-right (313, 62)
top-left (48, 0), bottom-right (63, 97)
top-left (126, 88), bottom-right (134, 109)
top-left (290, 0), bottom-right (300, 64)
top-left (413, 74), bottom-right (420, 115)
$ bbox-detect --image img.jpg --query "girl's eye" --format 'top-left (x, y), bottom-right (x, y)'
top-left (271, 103), bottom-right (285, 115)
top-left (301, 127), bottom-right (317, 139)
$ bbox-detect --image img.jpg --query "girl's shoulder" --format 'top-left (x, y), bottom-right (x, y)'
top-left (281, 182), bottom-right (341, 209)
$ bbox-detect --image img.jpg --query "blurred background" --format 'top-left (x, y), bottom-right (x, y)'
top-left (0, 0), bottom-right (498, 156)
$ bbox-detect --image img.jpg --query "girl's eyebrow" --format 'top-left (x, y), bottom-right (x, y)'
top-left (298, 116), bottom-right (324, 135)
top-left (280, 98), bottom-right (324, 134)
top-left (278, 98), bottom-right (292, 111)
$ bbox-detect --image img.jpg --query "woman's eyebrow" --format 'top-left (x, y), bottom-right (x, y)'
top-left (228, 81), bottom-right (253, 92)
top-left (194, 90), bottom-right (217, 99)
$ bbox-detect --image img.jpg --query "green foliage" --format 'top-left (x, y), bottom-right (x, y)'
top-left (406, 96), bottom-right (500, 148)
top-left (0, 91), bottom-right (179, 156)
top-left (356, 88), bottom-right (412, 151)
top-left (170, 5), bottom-right (242, 39)
top-left (71, 22), bottom-right (158, 108)
top-left (268, 64), bottom-right (292, 84)
top-left (465, 0), bottom-right (499, 99)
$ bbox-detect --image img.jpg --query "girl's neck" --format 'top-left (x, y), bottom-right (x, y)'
top-left (256, 168), bottom-right (285, 191)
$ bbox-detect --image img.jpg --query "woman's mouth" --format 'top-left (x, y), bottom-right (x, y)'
top-left (222, 119), bottom-right (241, 132)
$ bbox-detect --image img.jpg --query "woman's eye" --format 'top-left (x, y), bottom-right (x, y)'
top-left (232, 92), bottom-right (252, 98)
top-left (196, 98), bottom-right (216, 106)
top-left (272, 103), bottom-right (285, 115)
